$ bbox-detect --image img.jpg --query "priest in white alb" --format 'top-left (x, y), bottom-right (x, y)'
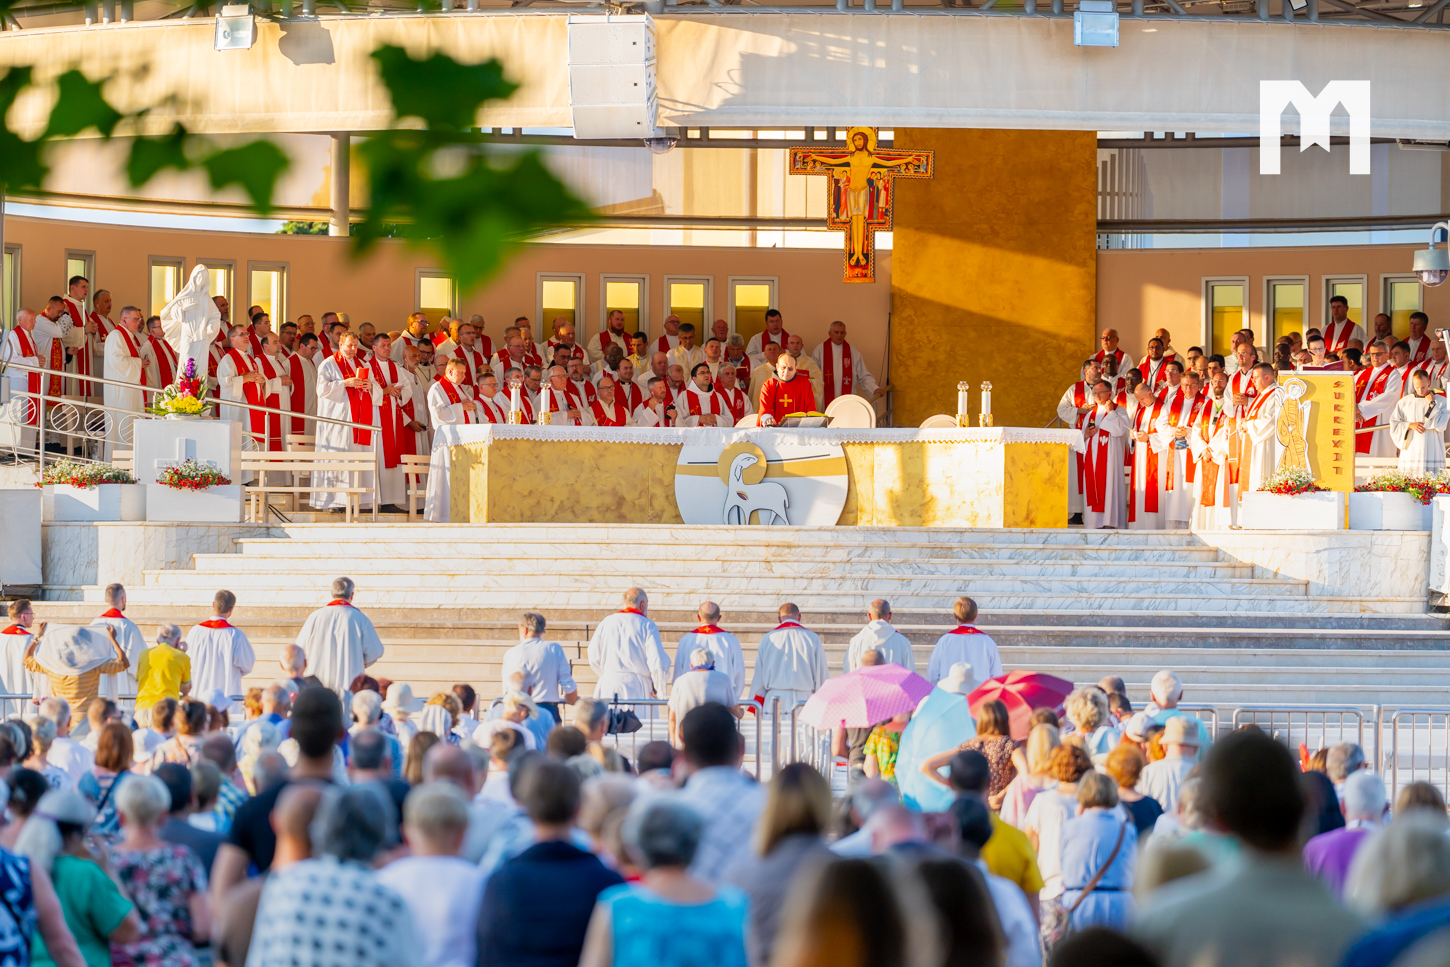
top-left (1154, 370), bottom-right (1205, 530)
top-left (1057, 358), bottom-right (1104, 521)
top-left (314, 331), bottom-right (383, 511)
top-left (748, 603), bottom-right (827, 709)
top-left (672, 601), bottom-right (745, 700)
top-left (1082, 380), bottom-right (1130, 529)
top-left (1357, 341), bottom-right (1407, 459)
top-left (813, 320), bottom-right (885, 409)
top-left (924, 597), bottom-right (1002, 687)
top-left (1190, 370), bottom-right (1239, 530)
top-left (677, 363), bottom-right (727, 427)
top-left (1, 598), bottom-right (44, 702)
top-left (1, 309), bottom-right (43, 453)
top-left (844, 599), bottom-right (916, 672)
top-left (1127, 382), bottom-right (1166, 530)
top-left (423, 359), bottom-right (482, 524)
top-left (366, 333), bottom-right (414, 512)
top-left (474, 373), bottom-right (509, 424)
top-left (184, 590), bottom-right (256, 699)
top-left (587, 588), bottom-right (670, 700)
top-left (1392, 369), bottom-right (1449, 473)
top-left (89, 583), bottom-right (146, 703)
top-left (294, 576), bottom-right (385, 699)
top-left (1241, 363), bottom-right (1285, 491)
top-left (585, 375), bottom-right (632, 427)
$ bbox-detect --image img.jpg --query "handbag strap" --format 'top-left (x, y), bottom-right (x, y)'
top-left (1066, 820), bottom-right (1128, 914)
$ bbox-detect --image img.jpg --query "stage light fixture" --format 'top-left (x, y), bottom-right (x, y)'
top-left (214, 3), bottom-right (255, 51)
top-left (1414, 221), bottom-right (1450, 287)
top-left (1074, 0), bottom-right (1119, 48)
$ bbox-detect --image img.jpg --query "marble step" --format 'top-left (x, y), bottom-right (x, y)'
top-left (252, 524), bottom-right (1215, 547)
top-left (187, 555), bottom-right (1255, 580)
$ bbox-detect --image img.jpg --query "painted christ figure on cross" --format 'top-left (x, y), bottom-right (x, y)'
top-left (789, 127), bottom-right (934, 283)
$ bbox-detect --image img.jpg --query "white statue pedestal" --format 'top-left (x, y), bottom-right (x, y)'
top-left (132, 418), bottom-right (244, 523)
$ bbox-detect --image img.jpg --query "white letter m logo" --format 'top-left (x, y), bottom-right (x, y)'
top-left (1259, 80), bottom-right (1371, 176)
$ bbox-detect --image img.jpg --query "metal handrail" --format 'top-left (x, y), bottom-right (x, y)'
top-left (1, 357), bottom-right (385, 520)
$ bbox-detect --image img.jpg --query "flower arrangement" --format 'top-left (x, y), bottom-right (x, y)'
top-left (149, 357), bottom-right (212, 417)
top-left (156, 459), bottom-right (231, 491)
top-left (1263, 466), bottom-right (1326, 496)
top-left (1355, 470), bottom-right (1450, 505)
top-left (36, 460), bottom-right (136, 489)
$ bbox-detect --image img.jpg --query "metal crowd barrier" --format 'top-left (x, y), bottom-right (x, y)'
top-left (1231, 703), bottom-right (1370, 762)
top-left (1388, 708), bottom-right (1450, 803)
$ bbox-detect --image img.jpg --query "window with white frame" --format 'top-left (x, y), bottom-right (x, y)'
top-left (149, 256), bottom-right (187, 320)
top-left (600, 275), bottom-right (648, 338)
top-left (537, 273), bottom-right (584, 341)
top-left (416, 270), bottom-right (458, 322)
top-left (248, 262), bottom-right (289, 325)
top-left (1203, 277), bottom-right (1248, 359)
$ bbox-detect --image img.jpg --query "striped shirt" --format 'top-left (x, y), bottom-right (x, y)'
top-left (23, 654), bottom-right (129, 725)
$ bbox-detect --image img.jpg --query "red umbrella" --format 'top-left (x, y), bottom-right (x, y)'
top-left (968, 670), bottom-right (1075, 741)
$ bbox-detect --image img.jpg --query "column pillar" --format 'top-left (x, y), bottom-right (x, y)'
top-left (889, 128), bottom-right (1099, 428)
top-left (329, 132), bottom-right (350, 237)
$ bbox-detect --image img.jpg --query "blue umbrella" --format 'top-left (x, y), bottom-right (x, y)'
top-left (896, 686), bottom-right (976, 812)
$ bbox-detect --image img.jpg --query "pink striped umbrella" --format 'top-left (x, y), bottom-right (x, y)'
top-left (798, 664), bottom-right (935, 730)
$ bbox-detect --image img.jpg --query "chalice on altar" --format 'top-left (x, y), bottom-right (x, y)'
top-left (506, 373), bottom-right (526, 425)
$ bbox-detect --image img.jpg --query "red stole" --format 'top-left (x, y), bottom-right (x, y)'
top-left (1128, 402), bottom-right (1160, 520)
top-left (148, 336), bottom-right (176, 387)
top-left (654, 333), bottom-right (680, 354)
top-left (1159, 389), bottom-right (1192, 493)
top-left (822, 341), bottom-right (853, 403)
top-left (1324, 320), bottom-right (1356, 354)
top-left (565, 379), bottom-right (597, 407)
top-left (716, 387), bottom-right (747, 423)
top-left (476, 396), bottom-right (507, 424)
top-left (1395, 365), bottom-right (1413, 400)
top-left (548, 340), bottom-right (586, 362)
top-left (332, 354), bottom-right (373, 446)
top-left (1356, 365), bottom-right (1393, 455)
top-left (453, 346), bottom-right (487, 385)
top-left (597, 330), bottom-right (630, 355)
top-left (615, 379), bottom-right (643, 412)
top-left (757, 329), bottom-right (791, 353)
top-left (540, 387), bottom-right (582, 426)
top-left (12, 329), bottom-right (41, 426)
top-left (1229, 370), bottom-right (1257, 417)
top-left (113, 326), bottom-right (146, 387)
top-left (197, 618), bottom-right (231, 629)
top-left (40, 321), bottom-right (65, 397)
top-left (684, 387), bottom-right (722, 419)
top-left (224, 348), bottom-right (267, 436)
top-left (285, 351), bottom-right (309, 434)
top-left (1139, 358), bottom-right (1168, 391)
top-left (946, 626), bottom-right (985, 635)
top-left (1246, 384), bottom-right (1280, 420)
top-left (369, 357), bottom-right (406, 469)
top-left (1093, 348), bottom-right (1127, 369)
top-left (0, 625), bottom-right (28, 636)
top-left (589, 396), bottom-right (630, 427)
top-left (436, 377), bottom-right (474, 424)
top-left (1408, 336), bottom-right (1431, 365)
top-left (773, 621), bottom-right (803, 630)
top-left (1082, 406), bottom-right (1117, 515)
top-left (62, 298), bottom-right (95, 394)
top-left (1070, 382), bottom-right (1091, 429)
top-left (98, 608), bottom-right (124, 619)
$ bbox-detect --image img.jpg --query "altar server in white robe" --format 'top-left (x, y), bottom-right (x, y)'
top-left (423, 359), bottom-right (482, 524)
top-left (749, 603), bottom-right (827, 709)
top-left (184, 590), bottom-right (256, 699)
top-left (587, 588), bottom-right (670, 700)
top-left (1153, 370), bottom-right (1204, 530)
top-left (1392, 370), bottom-right (1450, 473)
top-left (1057, 359), bottom-right (1104, 518)
top-left (1242, 363), bottom-right (1285, 491)
top-left (1, 599), bottom-right (43, 702)
top-left (314, 332), bottom-right (383, 511)
top-left (844, 599), bottom-right (916, 672)
top-left (1, 310), bottom-right (43, 452)
top-left (102, 306), bottom-right (149, 461)
top-left (925, 597), bottom-right (1002, 687)
top-left (294, 577), bottom-right (385, 699)
top-left (1127, 382), bottom-right (1167, 530)
top-left (1082, 381), bottom-right (1130, 530)
top-left (1190, 371), bottom-right (1239, 530)
top-left (812, 321), bottom-right (885, 408)
top-left (89, 583), bottom-right (145, 703)
top-left (672, 602), bottom-right (745, 699)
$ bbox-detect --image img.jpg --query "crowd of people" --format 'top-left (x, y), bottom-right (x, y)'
top-left (1058, 315), bottom-right (1450, 529)
top-left (0, 581), bottom-right (1444, 967)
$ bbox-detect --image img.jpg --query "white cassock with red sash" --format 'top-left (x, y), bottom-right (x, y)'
top-left (368, 356), bottom-right (414, 505)
top-left (1139, 358), bottom-right (1171, 393)
top-left (452, 346), bottom-right (490, 386)
top-left (0, 328), bottom-right (41, 450)
top-left (102, 326), bottom-right (147, 461)
top-left (745, 329), bottom-right (791, 361)
top-left (813, 340), bottom-right (880, 406)
top-left (1153, 387), bottom-right (1201, 527)
top-left (716, 386), bottom-right (747, 425)
top-left (587, 396), bottom-right (631, 427)
top-left (1190, 396), bottom-right (1238, 530)
top-left (475, 393), bottom-right (508, 425)
top-left (1241, 384), bottom-right (1285, 491)
top-left (144, 335), bottom-right (179, 391)
top-left (538, 387), bottom-right (582, 426)
top-left (1082, 403), bottom-right (1129, 530)
top-left (925, 625), bottom-right (1003, 687)
top-left (314, 353), bottom-right (382, 510)
top-left (283, 349), bottom-right (318, 438)
top-left (1407, 335), bottom-right (1432, 366)
top-left (1092, 347), bottom-right (1137, 376)
top-left (1127, 398), bottom-right (1167, 530)
top-left (428, 377), bottom-right (480, 428)
top-left (1056, 380), bottom-right (1094, 515)
top-left (566, 378), bottom-right (597, 410)
top-left (1356, 363), bottom-right (1402, 458)
top-left (1323, 320), bottom-right (1366, 355)
top-left (588, 329), bottom-right (633, 364)
top-left (613, 378), bottom-right (644, 413)
top-left (677, 385), bottom-right (725, 427)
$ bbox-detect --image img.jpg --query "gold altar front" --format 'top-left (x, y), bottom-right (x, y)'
top-left (449, 435), bottom-right (1068, 528)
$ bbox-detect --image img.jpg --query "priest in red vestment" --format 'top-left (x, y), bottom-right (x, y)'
top-left (758, 352), bottom-right (818, 427)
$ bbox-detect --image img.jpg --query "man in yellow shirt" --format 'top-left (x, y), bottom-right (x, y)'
top-left (135, 623), bottom-right (192, 712)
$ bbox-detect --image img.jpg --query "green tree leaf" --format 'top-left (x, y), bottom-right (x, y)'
top-left (201, 140), bottom-right (290, 215)
top-left (371, 45), bottom-right (516, 131)
top-left (43, 69), bottom-right (124, 139)
top-left (0, 67), bottom-right (46, 192)
top-left (126, 123), bottom-right (192, 187)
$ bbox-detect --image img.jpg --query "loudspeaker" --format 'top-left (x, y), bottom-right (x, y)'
top-left (567, 14), bottom-right (659, 141)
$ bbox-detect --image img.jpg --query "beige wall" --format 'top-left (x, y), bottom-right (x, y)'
top-left (3, 214), bottom-right (893, 377)
top-left (1096, 243), bottom-right (1446, 363)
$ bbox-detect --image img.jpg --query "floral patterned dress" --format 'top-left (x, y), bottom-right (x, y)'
top-left (864, 726), bottom-right (903, 784)
top-left (111, 844), bottom-right (206, 967)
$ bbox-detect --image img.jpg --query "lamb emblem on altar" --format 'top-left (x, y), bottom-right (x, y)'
top-left (723, 450), bottom-right (791, 526)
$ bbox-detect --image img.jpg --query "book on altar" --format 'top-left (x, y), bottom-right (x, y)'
top-left (33, 625), bottom-right (116, 677)
top-left (780, 415), bottom-right (829, 428)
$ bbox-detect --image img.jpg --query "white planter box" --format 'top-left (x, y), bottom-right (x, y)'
top-left (144, 483), bottom-right (243, 523)
top-left (1239, 490), bottom-right (1345, 530)
top-left (1350, 491), bottom-right (1432, 531)
top-left (42, 484), bottom-right (146, 522)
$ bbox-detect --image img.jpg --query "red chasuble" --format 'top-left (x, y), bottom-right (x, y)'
top-left (369, 357), bottom-right (407, 469)
top-left (758, 374), bottom-right (815, 423)
top-left (1081, 405), bottom-right (1118, 515)
top-left (1356, 365), bottom-right (1394, 455)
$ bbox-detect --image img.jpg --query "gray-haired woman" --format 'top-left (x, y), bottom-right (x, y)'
top-left (578, 797), bottom-right (749, 967)
top-left (15, 789), bottom-right (140, 966)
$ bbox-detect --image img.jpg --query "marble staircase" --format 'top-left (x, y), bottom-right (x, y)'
top-left (31, 523), bottom-right (1450, 710)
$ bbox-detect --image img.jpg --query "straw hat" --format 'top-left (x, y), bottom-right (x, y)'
top-left (938, 662), bottom-right (976, 696)
top-left (382, 682), bottom-right (424, 713)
